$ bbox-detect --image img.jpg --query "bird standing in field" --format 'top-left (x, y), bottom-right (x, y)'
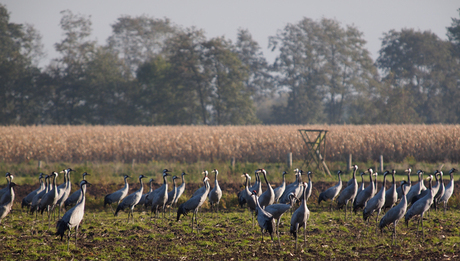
top-left (265, 193), bottom-right (297, 236)
top-left (405, 174), bottom-right (433, 237)
top-left (290, 182), bottom-right (310, 252)
top-left (0, 173), bottom-right (14, 203)
top-left (56, 180), bottom-right (90, 251)
top-left (251, 190), bottom-right (277, 246)
top-left (439, 168), bottom-right (456, 213)
top-left (258, 169), bottom-right (275, 209)
top-left (165, 175), bottom-right (179, 215)
top-left (0, 181), bottom-right (16, 224)
top-left (337, 166), bottom-right (359, 219)
top-left (138, 178), bottom-right (154, 210)
top-left (56, 168), bottom-right (74, 218)
top-left (242, 172), bottom-right (257, 228)
top-left (172, 172), bottom-right (187, 208)
top-left (353, 168), bottom-right (375, 214)
top-left (355, 172), bottom-right (366, 200)
top-left (149, 169), bottom-right (171, 219)
top-left (177, 176), bottom-right (210, 233)
top-left (280, 170), bottom-right (303, 204)
top-left (273, 171), bottom-right (287, 203)
top-left (303, 171), bottom-right (313, 202)
top-left (39, 172), bottom-right (59, 222)
top-left (104, 175), bottom-right (129, 213)
top-left (30, 175), bottom-right (49, 216)
top-left (192, 170), bottom-right (209, 197)
top-left (363, 170), bottom-right (389, 223)
top-left (433, 171), bottom-right (445, 211)
top-left (397, 168), bottom-right (412, 199)
top-left (383, 170), bottom-right (398, 212)
top-left (115, 175), bottom-right (146, 223)
top-left (405, 170), bottom-right (424, 204)
top-left (208, 169), bottom-right (222, 213)
top-left (379, 180), bottom-right (409, 245)
top-left (318, 170), bottom-right (343, 210)
top-left (64, 172), bottom-right (90, 209)
top-left (22, 173), bottom-right (44, 210)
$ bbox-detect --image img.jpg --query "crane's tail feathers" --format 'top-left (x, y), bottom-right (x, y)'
top-left (176, 203), bottom-right (189, 221)
top-left (56, 219), bottom-right (67, 241)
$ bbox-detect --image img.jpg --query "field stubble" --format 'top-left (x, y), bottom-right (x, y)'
top-left (1, 179), bottom-right (460, 260)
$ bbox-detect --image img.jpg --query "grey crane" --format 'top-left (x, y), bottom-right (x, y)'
top-left (0, 182), bottom-right (16, 224)
top-left (433, 171), bottom-right (445, 211)
top-left (405, 174), bottom-right (433, 236)
top-left (355, 172), bottom-right (366, 200)
top-left (0, 173), bottom-right (14, 201)
top-left (411, 170), bottom-right (440, 205)
top-left (290, 182), bottom-right (310, 252)
top-left (250, 170), bottom-right (263, 196)
top-left (397, 168), bottom-right (412, 199)
top-left (39, 172), bottom-right (59, 222)
top-left (363, 170), bottom-right (390, 223)
top-left (273, 171), bottom-right (287, 203)
top-left (115, 175), bottom-right (146, 222)
top-left (237, 174), bottom-right (251, 208)
top-left (104, 175), bottom-right (129, 213)
top-left (56, 180), bottom-right (90, 251)
top-left (172, 172), bottom-right (187, 208)
top-left (64, 172), bottom-right (90, 209)
top-left (177, 176), bottom-right (210, 233)
top-left (208, 169), bottom-right (223, 213)
top-left (258, 169), bottom-right (275, 209)
top-left (405, 170), bottom-right (424, 204)
top-left (439, 168), bottom-right (456, 213)
top-left (379, 180), bottom-right (410, 245)
top-left (251, 190), bottom-right (277, 246)
top-left (192, 170), bottom-right (209, 198)
top-left (301, 171), bottom-right (313, 203)
top-left (284, 168), bottom-right (300, 193)
top-left (138, 178), bottom-right (154, 210)
top-left (22, 173), bottom-right (44, 210)
top-left (56, 168), bottom-right (74, 217)
top-left (242, 172), bottom-right (258, 228)
top-left (165, 175), bottom-right (179, 215)
top-left (280, 170), bottom-right (303, 204)
top-left (383, 170), bottom-right (398, 212)
top-left (353, 168), bottom-right (376, 214)
top-left (30, 174), bottom-right (50, 216)
top-left (371, 170), bottom-right (378, 197)
top-left (337, 167), bottom-right (359, 219)
top-left (265, 193), bottom-right (297, 236)
top-left (149, 169), bottom-right (171, 219)
top-left (318, 170), bottom-right (343, 210)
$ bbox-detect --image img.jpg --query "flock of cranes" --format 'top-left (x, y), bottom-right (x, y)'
top-left (0, 165), bottom-right (458, 252)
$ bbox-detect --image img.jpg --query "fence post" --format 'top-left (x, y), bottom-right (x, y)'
top-left (231, 157), bottom-right (236, 169)
top-left (132, 159), bottom-right (136, 170)
top-left (287, 152), bottom-right (292, 169)
top-left (38, 160), bottom-right (42, 170)
top-left (380, 155), bottom-right (384, 173)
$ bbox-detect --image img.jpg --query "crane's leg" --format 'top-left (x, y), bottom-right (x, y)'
top-left (304, 221), bottom-right (307, 247)
top-left (421, 213), bottom-right (424, 237)
top-left (67, 227), bottom-right (71, 251)
top-left (444, 202), bottom-right (447, 214)
top-left (75, 225), bottom-right (79, 246)
top-left (260, 228), bottom-right (263, 243)
top-left (295, 223), bottom-right (299, 252)
top-left (344, 202), bottom-right (348, 220)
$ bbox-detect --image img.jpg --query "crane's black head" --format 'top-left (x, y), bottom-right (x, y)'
top-left (282, 171), bottom-right (287, 175)
top-left (123, 175), bottom-right (129, 179)
top-left (139, 175), bottom-right (146, 179)
top-left (337, 170), bottom-right (342, 175)
top-left (181, 172), bottom-right (187, 176)
top-left (172, 175), bottom-right (178, 180)
top-left (80, 180), bottom-right (91, 187)
top-left (5, 172), bottom-right (11, 177)
top-left (163, 169), bottom-right (170, 173)
top-left (83, 172), bottom-right (90, 176)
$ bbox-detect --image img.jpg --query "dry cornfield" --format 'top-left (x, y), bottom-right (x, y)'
top-left (0, 125), bottom-right (459, 163)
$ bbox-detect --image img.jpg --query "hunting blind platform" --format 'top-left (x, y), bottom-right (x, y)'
top-left (298, 129), bottom-right (331, 176)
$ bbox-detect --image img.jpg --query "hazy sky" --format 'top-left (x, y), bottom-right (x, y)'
top-left (3, 1), bottom-right (459, 67)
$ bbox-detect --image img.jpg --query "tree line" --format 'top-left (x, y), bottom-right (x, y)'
top-left (1, 5), bottom-right (460, 125)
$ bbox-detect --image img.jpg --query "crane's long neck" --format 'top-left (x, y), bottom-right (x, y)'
top-left (245, 176), bottom-right (251, 193)
top-left (124, 178), bottom-right (129, 190)
top-left (352, 168), bottom-right (357, 179)
top-left (338, 173), bottom-right (342, 184)
top-left (138, 178), bottom-right (144, 193)
top-left (181, 174), bottom-right (185, 184)
top-left (78, 184), bottom-right (87, 207)
top-left (382, 175), bottom-right (387, 191)
top-left (53, 175), bottom-right (57, 191)
top-left (214, 172), bottom-right (219, 186)
top-left (282, 174), bottom-right (286, 185)
top-left (172, 178), bottom-right (177, 189)
top-left (262, 172), bottom-right (269, 187)
top-left (149, 181), bottom-right (154, 192)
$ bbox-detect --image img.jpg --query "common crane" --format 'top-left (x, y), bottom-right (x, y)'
top-left (149, 169), bottom-right (171, 219)
top-left (56, 180), bottom-right (90, 251)
top-left (433, 171), bottom-right (445, 211)
top-left (355, 172), bottom-right (365, 200)
top-left (208, 169), bottom-right (223, 213)
top-left (280, 170), bottom-right (303, 204)
top-left (39, 172), bottom-right (59, 222)
top-left (265, 193), bottom-right (296, 236)
top-left (64, 172), bottom-right (90, 209)
top-left (251, 190), bottom-right (278, 247)
top-left (273, 171), bottom-right (287, 203)
top-left (138, 178), bottom-right (154, 210)
top-left (337, 167), bottom-right (359, 219)
top-left (439, 168), bottom-right (456, 213)
top-left (177, 176), bottom-right (210, 233)
top-left (290, 182), bottom-right (310, 252)
top-left (115, 175), bottom-right (146, 222)
top-left (379, 180), bottom-right (409, 245)
top-left (318, 170), bottom-right (343, 210)
top-left (30, 175), bottom-right (50, 216)
top-left (242, 172), bottom-right (257, 228)
top-left (363, 170), bottom-right (390, 223)
top-left (405, 170), bottom-right (424, 204)
top-left (258, 169), bottom-right (275, 209)
top-left (0, 181), bottom-right (16, 224)
top-left (353, 168), bottom-right (376, 214)
top-left (56, 168), bottom-right (74, 217)
top-left (104, 175), bottom-right (129, 213)
top-left (22, 173), bottom-right (44, 210)
top-left (165, 175), bottom-right (179, 215)
top-left (383, 170), bottom-right (398, 212)
top-left (192, 170), bottom-right (209, 198)
top-left (405, 174), bottom-right (433, 237)
top-left (396, 168), bottom-right (412, 199)
top-left (172, 172), bottom-right (187, 208)
top-left (0, 173), bottom-right (14, 202)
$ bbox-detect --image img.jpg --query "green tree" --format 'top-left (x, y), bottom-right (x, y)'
top-left (107, 15), bottom-right (177, 77)
top-left (0, 4), bottom-right (45, 125)
top-left (377, 29), bottom-right (458, 123)
top-left (269, 17), bottom-right (378, 124)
